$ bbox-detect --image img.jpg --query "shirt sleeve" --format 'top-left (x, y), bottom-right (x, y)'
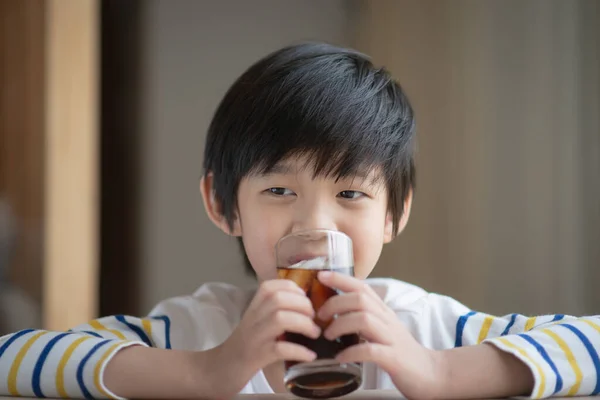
top-left (402, 293), bottom-right (600, 399)
top-left (0, 283), bottom-right (241, 400)
top-left (0, 314), bottom-right (172, 399)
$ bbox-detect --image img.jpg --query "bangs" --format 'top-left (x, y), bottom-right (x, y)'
top-left (236, 46), bottom-right (415, 185)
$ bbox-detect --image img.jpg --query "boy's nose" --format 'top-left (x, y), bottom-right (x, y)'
top-left (291, 201), bottom-right (338, 233)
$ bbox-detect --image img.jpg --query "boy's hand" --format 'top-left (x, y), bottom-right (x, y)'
top-left (204, 279), bottom-right (320, 398)
top-left (317, 271), bottom-right (442, 400)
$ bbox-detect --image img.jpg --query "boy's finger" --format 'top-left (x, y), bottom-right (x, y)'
top-left (317, 292), bottom-right (383, 321)
top-left (259, 310), bottom-right (321, 340)
top-left (335, 342), bottom-right (393, 370)
top-left (260, 278), bottom-right (306, 296)
top-left (269, 341), bottom-right (317, 364)
top-left (318, 272), bottom-right (383, 307)
top-left (324, 311), bottom-right (391, 345)
top-left (248, 280), bottom-right (307, 315)
top-left (317, 271), bottom-right (365, 293)
top-left (260, 291), bottom-right (315, 319)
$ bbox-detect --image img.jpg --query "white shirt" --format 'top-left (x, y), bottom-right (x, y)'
top-left (1, 278), bottom-right (599, 399)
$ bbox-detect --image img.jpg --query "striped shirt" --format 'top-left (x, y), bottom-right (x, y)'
top-left (0, 279), bottom-right (598, 399)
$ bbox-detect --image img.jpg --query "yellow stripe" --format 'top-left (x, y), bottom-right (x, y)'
top-left (56, 336), bottom-right (93, 398)
top-left (94, 343), bottom-right (122, 398)
top-left (477, 316), bottom-right (494, 344)
top-left (142, 319), bottom-right (153, 341)
top-left (582, 319), bottom-right (600, 334)
top-left (525, 317), bottom-right (537, 331)
top-left (541, 328), bottom-right (582, 396)
top-left (7, 331), bottom-right (49, 396)
top-left (497, 338), bottom-right (546, 399)
top-left (89, 320), bottom-right (127, 340)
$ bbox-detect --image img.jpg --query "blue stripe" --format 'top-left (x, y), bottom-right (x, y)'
top-left (115, 315), bottom-right (153, 347)
top-left (552, 314), bottom-right (565, 322)
top-left (501, 314), bottom-right (518, 336)
top-left (32, 332), bottom-right (71, 397)
top-left (81, 331), bottom-right (103, 338)
top-left (559, 324), bottom-right (600, 395)
top-left (152, 316), bottom-right (171, 349)
top-left (68, 329), bottom-right (103, 338)
top-left (76, 339), bottom-right (111, 399)
top-left (455, 311), bottom-right (477, 347)
top-left (519, 334), bottom-right (563, 394)
top-left (0, 329), bottom-right (35, 359)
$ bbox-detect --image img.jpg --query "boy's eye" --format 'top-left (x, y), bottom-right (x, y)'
top-left (267, 187), bottom-right (295, 196)
top-left (338, 190), bottom-right (365, 200)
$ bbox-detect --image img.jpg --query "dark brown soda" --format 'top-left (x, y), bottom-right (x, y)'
top-left (277, 266), bottom-right (361, 398)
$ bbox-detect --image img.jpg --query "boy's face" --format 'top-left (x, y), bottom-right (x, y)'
top-left (201, 156), bottom-right (411, 281)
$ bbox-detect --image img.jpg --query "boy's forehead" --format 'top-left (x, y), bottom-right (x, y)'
top-left (250, 156), bottom-right (385, 185)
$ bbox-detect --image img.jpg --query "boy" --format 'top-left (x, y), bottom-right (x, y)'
top-left (0, 43), bottom-right (598, 400)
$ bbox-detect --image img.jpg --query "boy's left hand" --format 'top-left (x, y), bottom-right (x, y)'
top-left (317, 271), bottom-right (441, 400)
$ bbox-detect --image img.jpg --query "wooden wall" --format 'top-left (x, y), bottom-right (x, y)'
top-left (0, 0), bottom-right (46, 308)
top-left (0, 0), bottom-right (99, 331)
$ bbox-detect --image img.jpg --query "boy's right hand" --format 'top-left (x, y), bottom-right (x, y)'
top-left (200, 279), bottom-right (320, 398)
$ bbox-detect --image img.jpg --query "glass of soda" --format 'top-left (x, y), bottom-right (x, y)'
top-left (276, 229), bottom-right (361, 399)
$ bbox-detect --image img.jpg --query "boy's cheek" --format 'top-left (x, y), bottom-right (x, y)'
top-left (244, 240), bottom-right (277, 279)
top-left (241, 222), bottom-right (286, 279)
top-left (351, 213), bottom-right (388, 273)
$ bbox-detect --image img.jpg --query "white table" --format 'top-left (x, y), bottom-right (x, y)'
top-left (0, 390), bottom-right (594, 400)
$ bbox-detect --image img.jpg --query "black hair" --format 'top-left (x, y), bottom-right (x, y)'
top-left (203, 42), bottom-right (416, 274)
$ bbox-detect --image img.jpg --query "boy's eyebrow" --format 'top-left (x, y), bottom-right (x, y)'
top-left (257, 161), bottom-right (376, 184)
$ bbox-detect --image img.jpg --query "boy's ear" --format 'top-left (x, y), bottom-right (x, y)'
top-left (383, 189), bottom-right (413, 244)
top-left (200, 173), bottom-right (242, 236)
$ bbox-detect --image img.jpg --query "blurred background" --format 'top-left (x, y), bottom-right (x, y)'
top-left (0, 0), bottom-right (598, 335)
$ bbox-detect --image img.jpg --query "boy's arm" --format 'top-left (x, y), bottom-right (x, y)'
top-left (0, 314), bottom-right (181, 399)
top-left (410, 293), bottom-right (599, 398)
top-left (0, 328), bottom-right (142, 399)
top-left (101, 343), bottom-right (216, 399)
top-left (482, 315), bottom-right (600, 398)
